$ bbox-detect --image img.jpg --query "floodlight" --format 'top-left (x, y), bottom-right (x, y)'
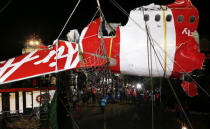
top-left (35, 41), bottom-right (40, 45)
top-left (29, 40), bottom-right (34, 45)
top-left (136, 83), bottom-right (142, 89)
top-left (182, 126), bottom-right (188, 129)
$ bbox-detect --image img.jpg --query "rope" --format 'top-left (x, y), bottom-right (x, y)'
top-left (167, 80), bottom-right (194, 129)
top-left (109, 0), bottom-right (145, 31)
top-left (148, 33), bottom-right (194, 129)
top-left (97, 1), bottom-right (110, 63)
top-left (96, 2), bottom-right (111, 129)
top-left (0, 0), bottom-right (12, 14)
top-left (58, 96), bottom-right (80, 129)
top-left (110, 1), bottom-right (195, 128)
top-left (108, 1), bottom-right (207, 129)
top-left (160, 6), bottom-right (167, 77)
top-left (89, 8), bottom-right (99, 25)
top-left (96, 0), bottom-right (115, 35)
top-left (143, 24), bottom-right (209, 97)
top-left (142, 7), bottom-right (155, 129)
top-left (56, 0), bottom-right (81, 40)
top-left (110, 0), bottom-right (209, 97)
top-left (150, 37), bottom-right (210, 97)
top-left (77, 8), bottom-right (100, 79)
top-left (55, 0), bottom-right (81, 72)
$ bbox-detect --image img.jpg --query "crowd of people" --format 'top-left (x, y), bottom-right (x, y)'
top-left (69, 82), bottom-right (161, 113)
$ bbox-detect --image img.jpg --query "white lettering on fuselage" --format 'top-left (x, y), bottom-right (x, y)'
top-left (34, 42), bottom-right (78, 69)
top-left (0, 42), bottom-right (79, 83)
top-left (0, 51), bottom-right (39, 82)
top-left (182, 28), bottom-right (195, 37)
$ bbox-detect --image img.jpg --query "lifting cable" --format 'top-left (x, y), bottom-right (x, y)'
top-left (110, 0), bottom-right (195, 129)
top-left (142, 26), bottom-right (194, 128)
top-left (56, 0), bottom-right (81, 40)
top-left (79, 8), bottom-right (100, 78)
top-left (0, 0), bottom-right (12, 14)
top-left (147, 30), bottom-right (194, 129)
top-left (142, 7), bottom-right (155, 129)
top-left (96, 1), bottom-right (112, 129)
top-left (150, 35), bottom-right (210, 97)
top-left (96, 0), bottom-right (110, 64)
top-left (58, 95), bottom-right (80, 129)
top-left (97, 0), bottom-right (115, 63)
top-left (54, 1), bottom-right (81, 128)
top-left (110, 0), bottom-right (210, 97)
top-left (109, 0), bottom-right (145, 31)
top-left (54, 0), bottom-right (81, 72)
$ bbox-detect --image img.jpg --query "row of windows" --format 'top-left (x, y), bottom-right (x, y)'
top-left (143, 14), bottom-right (196, 24)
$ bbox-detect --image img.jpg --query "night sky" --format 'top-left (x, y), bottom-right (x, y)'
top-left (0, 0), bottom-right (209, 60)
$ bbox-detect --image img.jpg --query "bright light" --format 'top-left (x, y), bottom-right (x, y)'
top-left (35, 41), bottom-right (40, 45)
top-left (29, 40), bottom-right (40, 46)
top-left (182, 126), bottom-right (188, 129)
top-left (136, 83), bottom-right (142, 89)
top-left (29, 40), bottom-right (34, 45)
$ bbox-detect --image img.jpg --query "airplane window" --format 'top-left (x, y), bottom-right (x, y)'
top-left (155, 14), bottom-right (160, 22)
top-left (144, 14), bottom-right (149, 22)
top-left (190, 16), bottom-right (196, 24)
top-left (166, 14), bottom-right (172, 22)
top-left (178, 15), bottom-right (184, 23)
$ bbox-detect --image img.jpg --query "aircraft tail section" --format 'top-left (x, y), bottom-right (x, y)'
top-left (0, 40), bottom-right (109, 85)
top-left (0, 41), bottom-right (80, 84)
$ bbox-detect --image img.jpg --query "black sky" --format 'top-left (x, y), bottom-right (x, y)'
top-left (0, 0), bottom-right (208, 61)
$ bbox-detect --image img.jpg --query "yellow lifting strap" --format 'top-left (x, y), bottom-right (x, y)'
top-left (78, 44), bottom-right (85, 67)
top-left (78, 43), bottom-right (88, 77)
top-left (161, 6), bottom-right (167, 77)
top-left (109, 36), bottom-right (114, 61)
top-left (106, 21), bottom-right (115, 62)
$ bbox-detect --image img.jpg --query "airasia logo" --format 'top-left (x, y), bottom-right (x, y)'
top-left (182, 28), bottom-right (195, 37)
top-left (0, 41), bottom-right (80, 84)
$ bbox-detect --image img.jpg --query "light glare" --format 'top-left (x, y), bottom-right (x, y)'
top-left (35, 41), bottom-right (39, 45)
top-left (182, 126), bottom-right (187, 129)
top-left (136, 83), bottom-right (142, 89)
top-left (29, 41), bottom-right (34, 45)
